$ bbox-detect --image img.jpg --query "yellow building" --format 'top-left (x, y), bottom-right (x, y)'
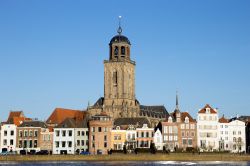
top-left (110, 126), bottom-right (126, 150)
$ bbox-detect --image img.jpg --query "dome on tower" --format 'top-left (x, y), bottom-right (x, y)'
top-left (109, 35), bottom-right (131, 45)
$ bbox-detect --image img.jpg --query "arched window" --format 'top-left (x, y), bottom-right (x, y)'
top-left (113, 71), bottom-right (118, 86)
top-left (114, 46), bottom-right (118, 56)
top-left (121, 46), bottom-right (125, 55)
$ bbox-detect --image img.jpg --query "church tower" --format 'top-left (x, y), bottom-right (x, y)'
top-left (103, 17), bottom-right (139, 118)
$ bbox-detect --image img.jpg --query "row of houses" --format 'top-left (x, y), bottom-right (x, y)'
top-left (0, 104), bottom-right (249, 154)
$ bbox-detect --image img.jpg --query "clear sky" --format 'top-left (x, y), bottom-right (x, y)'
top-left (0, 0), bottom-right (249, 122)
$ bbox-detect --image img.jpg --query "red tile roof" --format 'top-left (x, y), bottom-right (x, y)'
top-left (198, 104), bottom-right (217, 114)
top-left (181, 112), bottom-right (196, 123)
top-left (7, 111), bottom-right (24, 122)
top-left (219, 116), bottom-right (229, 123)
top-left (46, 108), bottom-right (86, 125)
top-left (6, 111), bottom-right (31, 126)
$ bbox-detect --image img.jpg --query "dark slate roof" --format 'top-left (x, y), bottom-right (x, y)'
top-left (155, 121), bottom-right (162, 133)
top-left (91, 97), bottom-right (104, 109)
top-left (238, 116), bottom-right (250, 122)
top-left (19, 121), bottom-right (48, 128)
top-left (114, 117), bottom-right (151, 128)
top-left (109, 35), bottom-right (131, 45)
top-left (229, 116), bottom-right (250, 123)
top-left (140, 105), bottom-right (169, 119)
top-left (56, 118), bottom-right (88, 128)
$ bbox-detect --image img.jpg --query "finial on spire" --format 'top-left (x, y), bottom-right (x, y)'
top-left (117, 16), bottom-right (122, 35)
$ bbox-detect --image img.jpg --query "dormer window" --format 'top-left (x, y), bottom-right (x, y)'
top-left (168, 116), bottom-right (173, 123)
top-left (185, 116), bottom-right (189, 123)
top-left (116, 126), bottom-right (120, 130)
top-left (143, 124), bottom-right (148, 128)
top-left (206, 108), bottom-right (210, 114)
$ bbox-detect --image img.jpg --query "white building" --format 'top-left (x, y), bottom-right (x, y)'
top-left (126, 125), bottom-right (137, 150)
top-left (218, 116), bottom-right (246, 153)
top-left (53, 118), bottom-right (88, 155)
top-left (218, 115), bottom-right (230, 151)
top-left (229, 119), bottom-right (246, 153)
top-left (154, 128), bottom-right (163, 150)
top-left (197, 104), bottom-right (219, 151)
top-left (136, 124), bottom-right (154, 149)
top-left (0, 124), bottom-right (17, 152)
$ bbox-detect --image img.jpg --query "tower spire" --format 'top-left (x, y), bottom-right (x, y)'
top-left (117, 16), bottom-right (122, 35)
top-left (176, 91), bottom-right (179, 109)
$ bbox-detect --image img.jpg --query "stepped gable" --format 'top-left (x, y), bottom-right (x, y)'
top-left (19, 120), bottom-right (48, 128)
top-left (140, 105), bottom-right (169, 119)
top-left (46, 108), bottom-right (85, 125)
top-left (114, 117), bottom-right (151, 129)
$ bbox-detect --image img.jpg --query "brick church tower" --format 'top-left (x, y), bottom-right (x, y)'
top-left (87, 17), bottom-right (169, 126)
top-left (88, 18), bottom-right (140, 119)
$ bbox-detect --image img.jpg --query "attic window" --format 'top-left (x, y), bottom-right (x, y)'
top-left (116, 126), bottom-right (120, 130)
top-left (168, 116), bottom-right (173, 123)
top-left (206, 108), bottom-right (210, 113)
top-left (185, 117), bottom-right (189, 123)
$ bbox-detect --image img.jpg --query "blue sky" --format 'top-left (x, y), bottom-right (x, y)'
top-left (0, 0), bottom-right (249, 121)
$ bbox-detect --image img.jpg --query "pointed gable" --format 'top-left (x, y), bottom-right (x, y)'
top-left (181, 112), bottom-right (196, 123)
top-left (198, 104), bottom-right (217, 114)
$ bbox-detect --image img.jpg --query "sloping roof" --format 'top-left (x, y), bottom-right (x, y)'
top-left (155, 121), bottom-right (162, 133)
top-left (6, 111), bottom-right (31, 126)
top-left (56, 117), bottom-right (88, 128)
top-left (219, 115), bottom-right (229, 123)
top-left (198, 104), bottom-right (217, 114)
top-left (13, 117), bottom-right (32, 126)
top-left (237, 116), bottom-right (250, 123)
top-left (46, 108), bottom-right (85, 125)
top-left (140, 105), bottom-right (169, 118)
top-left (91, 97), bottom-right (104, 108)
top-left (114, 117), bottom-right (151, 129)
top-left (7, 111), bottom-right (24, 121)
top-left (181, 112), bottom-right (196, 123)
top-left (19, 121), bottom-right (48, 128)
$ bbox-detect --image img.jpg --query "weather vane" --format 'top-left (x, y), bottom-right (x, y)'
top-left (117, 16), bottom-right (122, 35)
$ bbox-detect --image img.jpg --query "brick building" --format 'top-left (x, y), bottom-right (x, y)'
top-left (89, 112), bottom-right (113, 154)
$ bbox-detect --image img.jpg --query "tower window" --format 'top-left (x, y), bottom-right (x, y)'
top-left (114, 46), bottom-right (118, 56)
top-left (113, 71), bottom-right (118, 86)
top-left (121, 46), bottom-right (125, 55)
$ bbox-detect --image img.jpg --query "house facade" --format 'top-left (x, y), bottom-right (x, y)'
top-left (53, 126), bottom-right (74, 154)
top-left (89, 112), bottom-right (112, 155)
top-left (110, 126), bottom-right (126, 150)
top-left (162, 116), bottom-right (179, 151)
top-left (16, 121), bottom-right (49, 153)
top-left (0, 124), bottom-right (16, 152)
top-left (53, 118), bottom-right (89, 154)
top-left (218, 115), bottom-right (230, 151)
top-left (154, 128), bottom-right (163, 150)
top-left (197, 104), bottom-right (219, 151)
top-left (229, 119), bottom-right (246, 153)
top-left (136, 124), bottom-right (154, 149)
